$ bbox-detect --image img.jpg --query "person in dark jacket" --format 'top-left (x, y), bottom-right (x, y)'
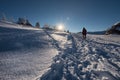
top-left (82, 27), bottom-right (87, 39)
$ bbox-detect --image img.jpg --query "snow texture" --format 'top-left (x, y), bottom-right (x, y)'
top-left (0, 22), bottom-right (58, 80)
top-left (40, 32), bottom-right (120, 80)
top-left (0, 21), bottom-right (120, 80)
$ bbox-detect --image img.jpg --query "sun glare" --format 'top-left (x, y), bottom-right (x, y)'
top-left (57, 24), bottom-right (65, 31)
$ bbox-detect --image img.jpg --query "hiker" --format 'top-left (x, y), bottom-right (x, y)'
top-left (82, 27), bottom-right (87, 39)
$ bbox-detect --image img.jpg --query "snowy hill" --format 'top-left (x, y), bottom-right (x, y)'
top-left (0, 22), bottom-right (120, 80)
top-left (106, 22), bottom-right (120, 34)
top-left (0, 24), bottom-right (58, 80)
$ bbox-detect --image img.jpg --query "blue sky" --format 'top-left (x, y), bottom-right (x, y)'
top-left (0, 0), bottom-right (120, 32)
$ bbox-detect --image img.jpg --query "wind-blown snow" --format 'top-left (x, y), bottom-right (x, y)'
top-left (0, 22), bottom-right (120, 80)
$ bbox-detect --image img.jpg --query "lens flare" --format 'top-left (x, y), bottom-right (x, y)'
top-left (56, 24), bottom-right (65, 31)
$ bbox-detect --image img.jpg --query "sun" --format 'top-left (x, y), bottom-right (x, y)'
top-left (56, 24), bottom-right (65, 31)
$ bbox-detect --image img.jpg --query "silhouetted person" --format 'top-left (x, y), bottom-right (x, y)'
top-left (82, 27), bottom-right (87, 39)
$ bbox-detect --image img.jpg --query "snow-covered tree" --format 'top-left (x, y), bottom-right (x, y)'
top-left (43, 24), bottom-right (54, 30)
top-left (35, 22), bottom-right (40, 28)
top-left (1, 13), bottom-right (7, 21)
top-left (17, 18), bottom-right (32, 26)
top-left (26, 19), bottom-right (32, 26)
top-left (67, 30), bottom-right (69, 33)
top-left (43, 24), bottom-right (50, 29)
top-left (17, 18), bottom-right (26, 25)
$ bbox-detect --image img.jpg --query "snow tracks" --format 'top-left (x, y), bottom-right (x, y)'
top-left (40, 31), bottom-right (120, 80)
top-left (72, 34), bottom-right (120, 80)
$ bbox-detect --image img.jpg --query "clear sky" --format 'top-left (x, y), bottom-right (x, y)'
top-left (0, 0), bottom-right (120, 32)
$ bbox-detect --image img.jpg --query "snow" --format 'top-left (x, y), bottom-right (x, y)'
top-left (0, 25), bottom-right (58, 80)
top-left (0, 21), bottom-right (40, 30)
top-left (40, 33), bottom-right (120, 80)
top-left (0, 22), bottom-right (120, 80)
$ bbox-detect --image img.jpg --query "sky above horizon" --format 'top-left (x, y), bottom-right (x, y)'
top-left (0, 0), bottom-right (120, 32)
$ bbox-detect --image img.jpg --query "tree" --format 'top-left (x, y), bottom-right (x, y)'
top-left (1, 13), bottom-right (7, 21)
top-left (17, 18), bottom-right (26, 25)
top-left (26, 19), bottom-right (32, 26)
top-left (67, 30), bottom-right (69, 33)
top-left (43, 24), bottom-right (49, 29)
top-left (35, 22), bottom-right (40, 28)
top-left (17, 18), bottom-right (32, 27)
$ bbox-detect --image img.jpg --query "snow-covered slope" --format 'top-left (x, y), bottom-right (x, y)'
top-left (0, 22), bottom-right (120, 80)
top-left (40, 32), bottom-right (120, 80)
top-left (0, 21), bottom-right (40, 30)
top-left (0, 25), bottom-right (58, 80)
